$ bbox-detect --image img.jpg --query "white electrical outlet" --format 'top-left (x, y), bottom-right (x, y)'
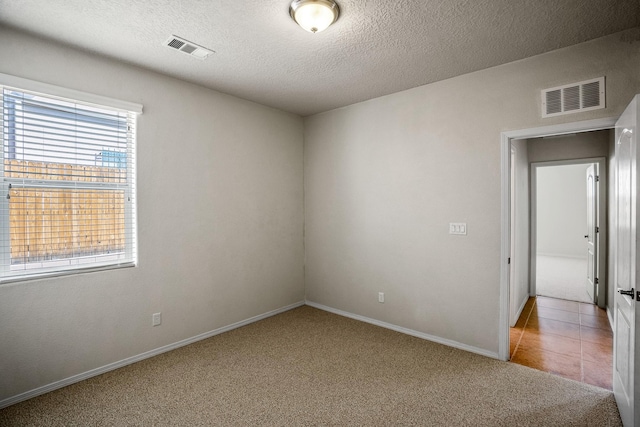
top-left (449, 222), bottom-right (467, 235)
top-left (152, 312), bottom-right (162, 326)
top-left (378, 292), bottom-right (385, 303)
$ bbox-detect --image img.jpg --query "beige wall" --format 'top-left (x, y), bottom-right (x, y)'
top-left (0, 27), bottom-right (305, 401)
top-left (528, 130), bottom-right (610, 163)
top-left (304, 28), bottom-right (640, 355)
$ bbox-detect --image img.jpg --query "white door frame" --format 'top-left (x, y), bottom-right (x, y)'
top-left (499, 117), bottom-right (617, 361)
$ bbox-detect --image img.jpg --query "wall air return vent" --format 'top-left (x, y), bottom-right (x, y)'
top-left (541, 77), bottom-right (605, 118)
top-left (163, 35), bottom-right (214, 60)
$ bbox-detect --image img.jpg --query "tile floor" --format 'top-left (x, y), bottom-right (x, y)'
top-left (510, 295), bottom-right (613, 389)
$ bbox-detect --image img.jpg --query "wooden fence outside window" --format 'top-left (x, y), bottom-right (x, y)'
top-left (4, 160), bottom-right (126, 264)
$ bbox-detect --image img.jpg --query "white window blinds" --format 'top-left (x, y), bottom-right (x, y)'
top-left (0, 81), bottom-right (140, 281)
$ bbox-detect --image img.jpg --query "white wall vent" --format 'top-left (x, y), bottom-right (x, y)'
top-left (541, 77), bottom-right (605, 118)
top-left (163, 35), bottom-right (214, 60)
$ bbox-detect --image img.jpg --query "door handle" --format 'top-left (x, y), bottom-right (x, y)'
top-left (619, 288), bottom-right (635, 297)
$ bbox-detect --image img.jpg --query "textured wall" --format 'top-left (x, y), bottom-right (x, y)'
top-left (304, 29), bottom-right (640, 355)
top-left (0, 27), bottom-right (305, 401)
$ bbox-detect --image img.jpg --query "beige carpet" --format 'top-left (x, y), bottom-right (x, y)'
top-left (0, 306), bottom-right (621, 426)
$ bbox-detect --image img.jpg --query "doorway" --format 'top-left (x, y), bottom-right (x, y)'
top-left (499, 118), bottom-right (616, 362)
top-left (531, 158), bottom-right (607, 306)
top-left (506, 131), bottom-right (612, 388)
top-left (502, 98), bottom-right (640, 422)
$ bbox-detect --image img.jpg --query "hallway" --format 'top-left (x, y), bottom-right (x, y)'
top-left (510, 296), bottom-right (613, 389)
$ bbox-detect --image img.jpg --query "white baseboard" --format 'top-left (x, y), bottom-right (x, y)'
top-left (305, 301), bottom-right (500, 360)
top-left (607, 307), bottom-right (614, 331)
top-left (0, 300), bottom-right (305, 410)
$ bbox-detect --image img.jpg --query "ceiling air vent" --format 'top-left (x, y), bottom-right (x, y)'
top-left (163, 35), bottom-right (214, 60)
top-left (541, 77), bottom-right (605, 118)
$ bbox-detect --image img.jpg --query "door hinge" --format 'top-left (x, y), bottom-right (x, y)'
top-left (596, 226), bottom-right (599, 233)
top-left (508, 257), bottom-right (511, 265)
top-left (595, 278), bottom-right (599, 284)
top-left (595, 175), bottom-right (600, 182)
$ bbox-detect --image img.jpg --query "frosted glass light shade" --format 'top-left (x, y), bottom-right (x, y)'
top-left (290, 0), bottom-right (340, 33)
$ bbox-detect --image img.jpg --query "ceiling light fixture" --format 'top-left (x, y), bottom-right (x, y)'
top-left (289, 0), bottom-right (340, 33)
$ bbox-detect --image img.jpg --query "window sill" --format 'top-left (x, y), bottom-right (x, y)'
top-left (0, 262), bottom-right (136, 285)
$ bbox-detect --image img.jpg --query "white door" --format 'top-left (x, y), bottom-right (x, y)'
top-left (613, 94), bottom-right (639, 427)
top-left (585, 164), bottom-right (597, 303)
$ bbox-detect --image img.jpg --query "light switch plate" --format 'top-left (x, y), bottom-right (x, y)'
top-left (449, 223), bottom-right (467, 235)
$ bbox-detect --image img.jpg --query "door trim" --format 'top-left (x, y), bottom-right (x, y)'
top-left (499, 117), bottom-right (617, 361)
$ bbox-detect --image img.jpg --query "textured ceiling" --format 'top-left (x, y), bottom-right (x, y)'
top-left (1, 0), bottom-right (639, 116)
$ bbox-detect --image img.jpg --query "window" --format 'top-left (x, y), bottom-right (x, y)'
top-left (0, 75), bottom-right (142, 281)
